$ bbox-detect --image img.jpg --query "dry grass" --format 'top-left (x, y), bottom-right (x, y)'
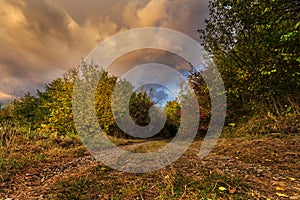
top-left (1, 120), bottom-right (299, 199)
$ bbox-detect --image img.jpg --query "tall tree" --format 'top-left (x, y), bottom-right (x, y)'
top-left (200, 0), bottom-right (300, 117)
top-left (12, 92), bottom-right (40, 127)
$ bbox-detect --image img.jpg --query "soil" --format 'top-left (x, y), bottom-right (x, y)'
top-left (1, 134), bottom-right (299, 200)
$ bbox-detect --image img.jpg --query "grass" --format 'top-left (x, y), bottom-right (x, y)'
top-left (222, 112), bottom-right (300, 139)
top-left (46, 166), bottom-right (250, 200)
top-left (131, 140), bottom-right (168, 153)
top-left (0, 121), bottom-right (253, 199)
top-left (1, 116), bottom-right (299, 199)
top-left (45, 165), bottom-right (250, 200)
top-left (0, 122), bottom-right (84, 183)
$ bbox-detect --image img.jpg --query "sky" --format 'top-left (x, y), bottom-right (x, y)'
top-left (0, 0), bottom-right (210, 105)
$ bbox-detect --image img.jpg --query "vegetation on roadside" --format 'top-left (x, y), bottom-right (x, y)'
top-left (198, 0), bottom-right (299, 121)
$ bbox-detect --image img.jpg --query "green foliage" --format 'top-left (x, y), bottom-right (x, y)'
top-left (12, 92), bottom-right (39, 125)
top-left (0, 103), bottom-right (14, 122)
top-left (200, 0), bottom-right (300, 119)
top-left (1, 93), bottom-right (42, 133)
top-left (129, 90), bottom-right (154, 127)
top-left (67, 62), bottom-right (163, 139)
top-left (38, 77), bottom-right (75, 136)
top-left (94, 69), bottom-right (121, 137)
top-left (164, 100), bottom-right (181, 137)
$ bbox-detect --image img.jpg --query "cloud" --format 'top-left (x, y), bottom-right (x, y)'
top-left (0, 0), bottom-right (209, 103)
top-left (175, 62), bottom-right (192, 71)
top-left (0, 0), bottom-right (103, 102)
top-left (108, 49), bottom-right (190, 78)
top-left (123, 0), bottom-right (168, 27)
top-left (0, 92), bottom-right (15, 104)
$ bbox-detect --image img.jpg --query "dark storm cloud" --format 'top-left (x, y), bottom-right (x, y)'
top-left (108, 49), bottom-right (189, 77)
top-left (8, 0), bottom-right (70, 32)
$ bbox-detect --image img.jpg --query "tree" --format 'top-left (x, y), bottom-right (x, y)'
top-left (200, 0), bottom-right (300, 118)
top-left (188, 67), bottom-right (211, 132)
top-left (0, 103), bottom-right (14, 123)
top-left (129, 90), bottom-right (154, 127)
top-left (94, 70), bottom-right (120, 137)
top-left (74, 62), bottom-right (159, 139)
top-left (12, 92), bottom-right (40, 128)
top-left (38, 77), bottom-right (75, 136)
top-left (164, 100), bottom-right (181, 137)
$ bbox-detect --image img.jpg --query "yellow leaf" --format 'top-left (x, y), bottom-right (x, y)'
top-left (276, 192), bottom-right (288, 197)
top-left (228, 123), bottom-right (236, 127)
top-left (219, 186), bottom-right (227, 191)
top-left (276, 187), bottom-right (285, 191)
top-left (289, 177), bottom-right (296, 181)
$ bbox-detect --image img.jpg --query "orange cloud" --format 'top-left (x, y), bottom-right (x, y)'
top-left (0, 0), bottom-right (209, 102)
top-left (0, 92), bottom-right (15, 103)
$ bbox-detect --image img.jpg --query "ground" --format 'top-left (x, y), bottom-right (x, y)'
top-left (1, 134), bottom-right (299, 199)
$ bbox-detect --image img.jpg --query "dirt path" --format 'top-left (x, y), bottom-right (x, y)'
top-left (2, 141), bottom-right (155, 200)
top-left (193, 137), bottom-right (300, 199)
top-left (2, 136), bottom-right (300, 199)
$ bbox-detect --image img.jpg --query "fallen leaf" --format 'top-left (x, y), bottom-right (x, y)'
top-left (276, 192), bottom-right (289, 198)
top-left (228, 123), bottom-right (236, 127)
top-left (229, 187), bottom-right (237, 194)
top-left (218, 186), bottom-right (227, 191)
top-left (276, 186), bottom-right (285, 191)
top-left (289, 177), bottom-right (296, 181)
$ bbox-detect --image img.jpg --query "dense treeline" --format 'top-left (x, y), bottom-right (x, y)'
top-left (0, 63), bottom-right (198, 138)
top-left (0, 0), bottom-right (299, 138)
top-left (196, 0), bottom-right (300, 120)
top-left (0, 67), bottom-right (175, 138)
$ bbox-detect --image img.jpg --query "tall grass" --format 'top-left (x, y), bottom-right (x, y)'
top-left (0, 122), bottom-right (23, 148)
